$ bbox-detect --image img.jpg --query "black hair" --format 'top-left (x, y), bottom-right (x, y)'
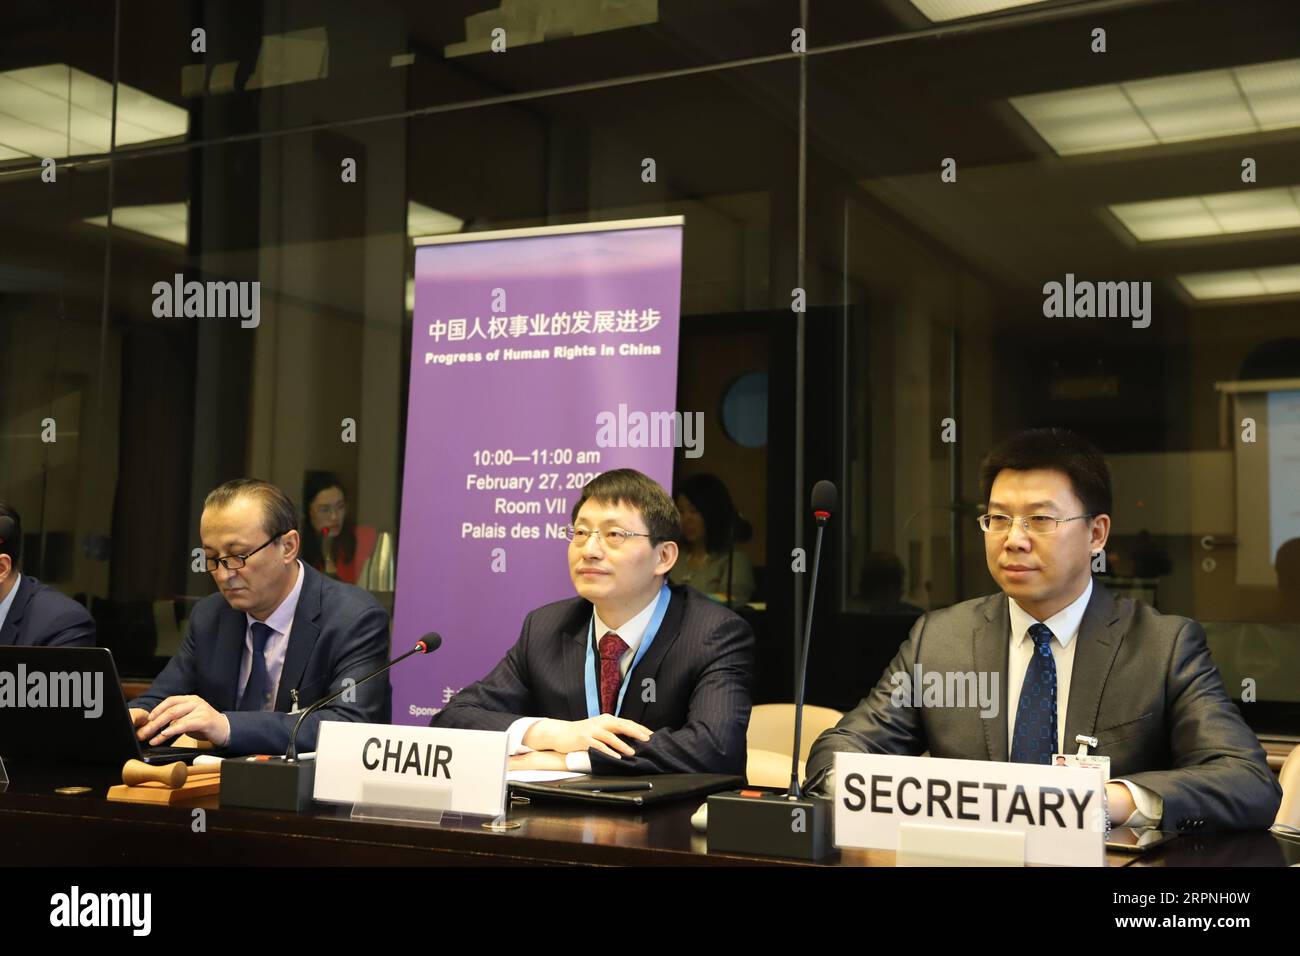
top-left (301, 471), bottom-right (356, 571)
top-left (674, 473), bottom-right (739, 553)
top-left (570, 469), bottom-right (681, 544)
top-left (204, 479), bottom-right (299, 539)
top-left (0, 500), bottom-right (20, 566)
top-left (979, 427), bottom-right (1112, 517)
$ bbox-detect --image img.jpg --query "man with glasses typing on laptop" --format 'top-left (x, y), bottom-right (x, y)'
top-left (431, 468), bottom-right (754, 775)
top-left (804, 428), bottom-right (1281, 833)
top-left (127, 479), bottom-right (392, 757)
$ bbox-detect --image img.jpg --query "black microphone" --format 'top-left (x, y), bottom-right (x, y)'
top-left (706, 482), bottom-right (837, 860)
top-left (789, 481), bottom-right (836, 797)
top-left (285, 632), bottom-right (441, 760)
top-left (724, 511), bottom-right (753, 605)
top-left (223, 633), bottom-right (443, 813)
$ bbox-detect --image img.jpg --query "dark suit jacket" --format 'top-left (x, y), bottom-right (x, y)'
top-left (0, 575), bottom-right (95, 648)
top-left (127, 563), bottom-right (391, 756)
top-left (430, 584), bottom-right (754, 775)
top-left (805, 581), bottom-right (1282, 832)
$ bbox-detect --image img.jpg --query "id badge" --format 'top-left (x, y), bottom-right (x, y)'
top-left (1052, 752), bottom-right (1110, 779)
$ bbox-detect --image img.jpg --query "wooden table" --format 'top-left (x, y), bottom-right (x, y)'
top-left (1, 762), bottom-right (1294, 867)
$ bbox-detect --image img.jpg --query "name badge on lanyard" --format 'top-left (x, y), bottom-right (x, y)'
top-left (584, 584), bottom-right (671, 718)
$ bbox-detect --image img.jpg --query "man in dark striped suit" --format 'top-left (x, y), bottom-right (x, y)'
top-left (431, 469), bottom-right (754, 775)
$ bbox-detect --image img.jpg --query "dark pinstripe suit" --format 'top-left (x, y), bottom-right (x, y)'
top-left (429, 584), bottom-right (754, 774)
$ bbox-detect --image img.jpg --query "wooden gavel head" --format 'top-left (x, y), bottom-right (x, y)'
top-left (122, 759), bottom-right (188, 788)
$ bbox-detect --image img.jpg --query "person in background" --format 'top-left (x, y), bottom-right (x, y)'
top-left (669, 473), bottom-right (755, 605)
top-left (301, 471), bottom-right (383, 588)
top-left (0, 501), bottom-right (96, 648)
top-left (859, 550), bottom-right (923, 616)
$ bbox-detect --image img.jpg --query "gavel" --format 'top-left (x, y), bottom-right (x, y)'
top-left (122, 758), bottom-right (222, 788)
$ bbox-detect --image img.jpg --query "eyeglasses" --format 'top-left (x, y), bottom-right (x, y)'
top-left (205, 533), bottom-right (288, 571)
top-left (564, 526), bottom-right (654, 549)
top-left (978, 514), bottom-right (1096, 535)
top-left (311, 502), bottom-right (346, 516)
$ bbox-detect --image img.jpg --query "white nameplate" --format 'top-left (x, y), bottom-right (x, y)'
top-left (314, 722), bottom-right (508, 818)
top-left (833, 752), bottom-right (1105, 867)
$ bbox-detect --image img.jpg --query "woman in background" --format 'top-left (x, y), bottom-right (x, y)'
top-left (669, 473), bottom-right (754, 605)
top-left (301, 471), bottom-right (382, 587)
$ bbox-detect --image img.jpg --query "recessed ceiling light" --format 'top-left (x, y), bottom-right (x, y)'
top-left (1010, 57), bottom-right (1300, 155)
top-left (0, 64), bottom-right (188, 159)
top-left (407, 201), bottom-right (464, 239)
top-left (1109, 186), bottom-right (1300, 241)
top-left (84, 202), bottom-right (188, 246)
top-left (445, 0), bottom-right (659, 57)
top-left (909, 0), bottom-right (1049, 22)
top-left (1178, 263), bottom-right (1300, 300)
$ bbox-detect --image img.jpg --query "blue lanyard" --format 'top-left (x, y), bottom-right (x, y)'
top-left (583, 584), bottom-right (671, 718)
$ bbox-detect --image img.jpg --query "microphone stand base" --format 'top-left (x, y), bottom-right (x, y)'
top-left (706, 788), bottom-right (833, 861)
top-left (221, 757), bottom-right (317, 812)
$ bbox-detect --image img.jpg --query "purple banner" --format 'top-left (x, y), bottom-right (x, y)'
top-left (391, 220), bottom-right (683, 724)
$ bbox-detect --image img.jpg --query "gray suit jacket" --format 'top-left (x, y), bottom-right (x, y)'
top-left (804, 582), bottom-right (1281, 832)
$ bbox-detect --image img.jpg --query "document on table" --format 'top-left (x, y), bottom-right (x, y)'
top-left (507, 770), bottom-right (587, 783)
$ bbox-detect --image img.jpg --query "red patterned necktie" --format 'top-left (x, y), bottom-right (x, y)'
top-left (598, 632), bottom-right (629, 715)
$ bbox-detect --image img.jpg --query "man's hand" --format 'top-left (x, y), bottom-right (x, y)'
top-left (137, 695), bottom-right (231, 748)
top-left (508, 751), bottom-right (569, 772)
top-left (1105, 782), bottom-right (1136, 826)
top-left (522, 715), bottom-right (652, 758)
top-left (128, 707), bottom-right (149, 729)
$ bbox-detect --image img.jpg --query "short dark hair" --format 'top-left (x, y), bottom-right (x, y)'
top-left (675, 473), bottom-right (738, 553)
top-left (979, 427), bottom-right (1112, 517)
top-left (204, 479), bottom-right (299, 539)
top-left (0, 501), bottom-right (21, 565)
top-left (571, 469), bottom-right (681, 544)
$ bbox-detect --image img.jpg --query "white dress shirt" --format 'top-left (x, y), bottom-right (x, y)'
top-left (234, 560), bottom-right (304, 711)
top-left (507, 590), bottom-right (661, 773)
top-left (0, 572), bottom-right (21, 633)
top-left (1007, 578), bottom-right (1163, 828)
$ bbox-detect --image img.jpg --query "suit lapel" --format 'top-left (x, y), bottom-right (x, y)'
top-left (0, 576), bottom-right (33, 646)
top-left (215, 605), bottom-right (248, 710)
top-left (618, 587), bottom-right (684, 723)
top-left (276, 564), bottom-right (322, 711)
top-left (973, 592), bottom-right (1011, 762)
top-left (563, 601), bottom-right (592, 721)
top-left (1062, 581), bottom-right (1124, 749)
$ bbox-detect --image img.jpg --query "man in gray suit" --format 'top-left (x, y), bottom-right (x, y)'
top-left (806, 428), bottom-right (1281, 832)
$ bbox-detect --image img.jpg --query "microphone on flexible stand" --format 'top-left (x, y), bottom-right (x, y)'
top-left (286, 633), bottom-right (440, 761)
top-left (706, 482), bottom-right (838, 860)
top-left (787, 480), bottom-right (835, 799)
top-left (222, 634), bottom-right (442, 812)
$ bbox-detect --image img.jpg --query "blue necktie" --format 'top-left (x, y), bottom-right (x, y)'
top-left (1010, 622), bottom-right (1057, 764)
top-left (241, 622), bottom-right (274, 711)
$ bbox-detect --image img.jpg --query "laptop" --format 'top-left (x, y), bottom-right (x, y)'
top-left (0, 646), bottom-right (217, 766)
